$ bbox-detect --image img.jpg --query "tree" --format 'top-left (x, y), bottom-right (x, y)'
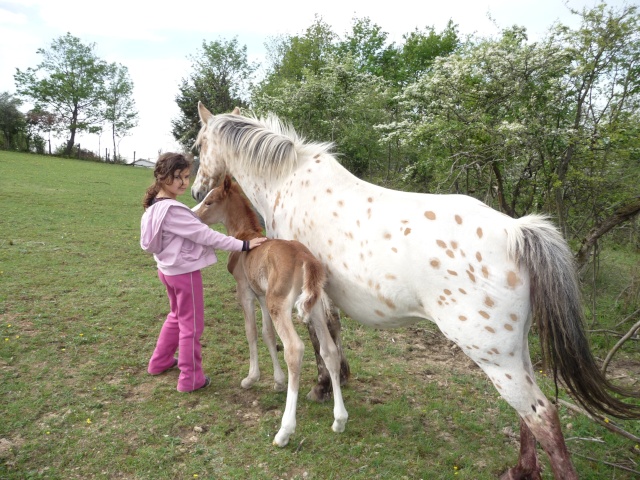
top-left (550, 2), bottom-right (640, 239)
top-left (25, 108), bottom-right (56, 154)
top-left (400, 20), bottom-right (460, 85)
top-left (14, 33), bottom-right (108, 156)
top-left (172, 37), bottom-right (257, 150)
top-left (0, 92), bottom-right (27, 150)
top-left (336, 17), bottom-right (391, 77)
top-left (254, 56), bottom-right (391, 178)
top-left (102, 63), bottom-right (138, 162)
top-left (387, 2), bottom-right (640, 255)
top-left (256, 16), bottom-right (337, 104)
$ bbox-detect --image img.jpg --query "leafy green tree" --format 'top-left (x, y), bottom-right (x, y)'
top-left (0, 92), bottom-right (27, 150)
top-left (256, 16), bottom-right (337, 105)
top-left (254, 17), bottom-right (461, 182)
top-left (254, 56), bottom-right (391, 177)
top-left (400, 20), bottom-right (460, 85)
top-left (172, 37), bottom-right (257, 150)
top-left (336, 17), bottom-right (392, 77)
top-left (102, 63), bottom-right (138, 162)
top-left (14, 33), bottom-right (108, 156)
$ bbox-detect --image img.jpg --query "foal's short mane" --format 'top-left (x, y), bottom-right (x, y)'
top-left (196, 112), bottom-right (334, 179)
top-left (228, 180), bottom-right (265, 240)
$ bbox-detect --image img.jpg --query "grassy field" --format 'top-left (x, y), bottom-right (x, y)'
top-left (1, 151), bottom-right (638, 479)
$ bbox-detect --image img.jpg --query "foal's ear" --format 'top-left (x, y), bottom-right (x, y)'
top-left (223, 174), bottom-right (232, 192)
top-left (198, 101), bottom-right (212, 123)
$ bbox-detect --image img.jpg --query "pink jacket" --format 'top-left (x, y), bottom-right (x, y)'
top-left (140, 199), bottom-right (243, 276)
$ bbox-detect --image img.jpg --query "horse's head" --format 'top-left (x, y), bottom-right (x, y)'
top-left (191, 102), bottom-right (240, 202)
top-left (192, 174), bottom-right (234, 226)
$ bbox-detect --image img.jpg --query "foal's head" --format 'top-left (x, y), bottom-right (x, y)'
top-left (194, 175), bottom-right (262, 236)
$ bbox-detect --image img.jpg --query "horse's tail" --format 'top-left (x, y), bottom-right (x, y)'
top-left (509, 214), bottom-right (640, 420)
top-left (294, 256), bottom-right (327, 322)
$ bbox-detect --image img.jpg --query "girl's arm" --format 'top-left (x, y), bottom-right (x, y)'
top-left (164, 206), bottom-right (244, 251)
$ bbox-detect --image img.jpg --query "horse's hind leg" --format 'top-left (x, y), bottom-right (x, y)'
top-left (308, 303), bottom-right (348, 434)
top-left (474, 359), bottom-right (577, 480)
top-left (306, 301), bottom-right (350, 402)
top-left (500, 418), bottom-right (541, 480)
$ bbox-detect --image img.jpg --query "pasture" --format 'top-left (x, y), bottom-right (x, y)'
top-left (0, 151), bottom-right (638, 479)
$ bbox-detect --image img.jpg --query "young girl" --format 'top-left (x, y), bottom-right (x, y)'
top-left (140, 152), bottom-right (267, 392)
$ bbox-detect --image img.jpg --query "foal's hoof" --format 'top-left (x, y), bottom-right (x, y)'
top-left (273, 431), bottom-right (291, 448)
top-left (332, 418), bottom-right (347, 433)
top-left (241, 377), bottom-right (257, 389)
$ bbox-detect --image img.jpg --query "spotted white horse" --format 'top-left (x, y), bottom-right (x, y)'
top-left (192, 102), bottom-right (640, 479)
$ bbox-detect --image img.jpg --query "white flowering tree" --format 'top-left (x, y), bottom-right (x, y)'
top-left (387, 3), bottom-right (640, 251)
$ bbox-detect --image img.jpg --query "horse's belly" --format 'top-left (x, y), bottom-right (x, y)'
top-left (325, 282), bottom-right (428, 329)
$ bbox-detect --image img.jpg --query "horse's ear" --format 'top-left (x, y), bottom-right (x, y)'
top-left (231, 107), bottom-right (241, 115)
top-left (223, 174), bottom-right (232, 192)
top-left (198, 101), bottom-right (212, 124)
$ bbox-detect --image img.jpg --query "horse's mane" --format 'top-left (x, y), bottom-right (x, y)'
top-left (196, 112), bottom-right (334, 178)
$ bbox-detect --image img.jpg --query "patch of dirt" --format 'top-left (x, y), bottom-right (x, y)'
top-left (0, 436), bottom-right (24, 466)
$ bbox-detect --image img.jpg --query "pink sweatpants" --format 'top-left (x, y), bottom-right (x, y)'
top-left (148, 270), bottom-right (208, 392)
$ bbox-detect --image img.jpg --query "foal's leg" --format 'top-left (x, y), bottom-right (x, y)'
top-left (236, 285), bottom-right (261, 389)
top-left (257, 296), bottom-right (286, 391)
top-left (268, 298), bottom-right (305, 447)
top-left (306, 300), bottom-right (350, 402)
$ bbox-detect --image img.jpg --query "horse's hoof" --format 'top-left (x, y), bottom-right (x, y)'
top-left (499, 467), bottom-right (542, 480)
top-left (273, 382), bottom-right (286, 392)
top-left (306, 385), bottom-right (331, 403)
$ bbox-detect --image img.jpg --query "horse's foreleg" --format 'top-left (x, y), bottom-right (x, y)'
top-left (257, 297), bottom-right (286, 391)
top-left (268, 304), bottom-right (304, 448)
top-left (237, 287), bottom-right (261, 389)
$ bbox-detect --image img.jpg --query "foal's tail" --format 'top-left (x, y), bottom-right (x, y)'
top-left (509, 215), bottom-right (640, 420)
top-left (294, 255), bottom-right (327, 322)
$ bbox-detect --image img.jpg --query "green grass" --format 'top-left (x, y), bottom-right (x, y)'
top-left (1, 151), bottom-right (639, 479)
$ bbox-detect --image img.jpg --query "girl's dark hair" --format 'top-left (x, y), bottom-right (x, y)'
top-left (142, 152), bottom-right (193, 209)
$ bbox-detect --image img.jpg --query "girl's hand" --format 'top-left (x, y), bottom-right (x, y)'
top-left (249, 237), bottom-right (268, 250)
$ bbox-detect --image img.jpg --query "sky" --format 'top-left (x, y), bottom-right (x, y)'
top-left (0, 0), bottom-right (632, 162)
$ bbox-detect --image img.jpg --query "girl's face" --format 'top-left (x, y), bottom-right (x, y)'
top-left (161, 168), bottom-right (191, 199)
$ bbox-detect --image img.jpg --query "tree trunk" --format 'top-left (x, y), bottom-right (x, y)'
top-left (575, 197), bottom-right (640, 269)
top-left (65, 104), bottom-right (79, 156)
